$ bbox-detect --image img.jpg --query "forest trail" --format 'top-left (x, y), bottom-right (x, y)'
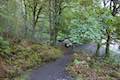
top-left (28, 44), bottom-right (105, 80)
top-left (28, 44), bottom-right (100, 80)
top-left (28, 47), bottom-right (73, 80)
top-left (28, 43), bottom-right (119, 80)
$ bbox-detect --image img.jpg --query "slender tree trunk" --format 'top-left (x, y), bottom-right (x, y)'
top-left (105, 30), bottom-right (111, 59)
top-left (95, 43), bottom-right (101, 57)
top-left (103, 0), bottom-right (106, 7)
top-left (23, 0), bottom-right (27, 38)
top-left (110, 0), bottom-right (112, 10)
top-left (49, 0), bottom-right (63, 46)
top-left (24, 14), bottom-right (27, 38)
top-left (49, 0), bottom-right (53, 45)
top-left (52, 0), bottom-right (56, 46)
top-left (32, 15), bottom-right (36, 40)
top-left (49, 0), bottom-right (58, 46)
top-left (32, 1), bottom-right (36, 40)
top-left (112, 3), bottom-right (117, 16)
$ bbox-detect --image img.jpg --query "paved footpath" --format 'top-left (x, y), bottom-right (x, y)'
top-left (28, 47), bottom-right (73, 80)
top-left (28, 43), bottom-right (111, 80)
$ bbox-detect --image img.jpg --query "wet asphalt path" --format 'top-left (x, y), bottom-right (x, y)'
top-left (29, 47), bottom-right (73, 80)
top-left (28, 43), bottom-right (107, 80)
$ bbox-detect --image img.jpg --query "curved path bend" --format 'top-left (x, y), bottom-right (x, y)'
top-left (29, 47), bottom-right (73, 80)
top-left (28, 43), bottom-right (114, 80)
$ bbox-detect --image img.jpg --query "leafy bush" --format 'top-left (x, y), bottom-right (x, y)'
top-left (0, 36), bottom-right (11, 58)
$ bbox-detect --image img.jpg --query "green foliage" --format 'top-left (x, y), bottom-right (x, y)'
top-left (79, 0), bottom-right (93, 7)
top-left (112, 17), bottom-right (120, 39)
top-left (68, 8), bottom-right (105, 43)
top-left (0, 36), bottom-right (11, 57)
top-left (75, 76), bottom-right (84, 80)
top-left (74, 59), bottom-right (81, 65)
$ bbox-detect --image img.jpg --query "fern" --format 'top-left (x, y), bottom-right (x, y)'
top-left (0, 36), bottom-right (11, 58)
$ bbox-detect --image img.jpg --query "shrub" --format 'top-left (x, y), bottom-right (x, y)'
top-left (0, 36), bottom-right (11, 58)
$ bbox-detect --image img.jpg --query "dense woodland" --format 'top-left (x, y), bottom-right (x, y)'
top-left (0, 0), bottom-right (120, 80)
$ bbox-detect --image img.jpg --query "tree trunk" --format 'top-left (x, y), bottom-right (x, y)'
top-left (49, 0), bottom-right (61, 46)
top-left (32, 1), bottom-right (36, 40)
top-left (105, 30), bottom-right (111, 59)
top-left (49, 0), bottom-right (53, 46)
top-left (23, 0), bottom-right (27, 38)
top-left (95, 43), bottom-right (101, 57)
top-left (32, 15), bottom-right (36, 40)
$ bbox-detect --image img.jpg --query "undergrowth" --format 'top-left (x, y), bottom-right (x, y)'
top-left (0, 38), bottom-right (62, 80)
top-left (66, 53), bottom-right (120, 80)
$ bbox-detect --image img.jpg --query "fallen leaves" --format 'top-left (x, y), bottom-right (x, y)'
top-left (66, 53), bottom-right (120, 80)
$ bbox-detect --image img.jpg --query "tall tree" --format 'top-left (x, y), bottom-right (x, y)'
top-left (102, 0), bottom-right (120, 59)
top-left (23, 0), bottom-right (46, 39)
top-left (49, 0), bottom-right (63, 46)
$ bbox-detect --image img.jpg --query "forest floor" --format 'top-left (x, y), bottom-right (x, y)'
top-left (67, 44), bottom-right (120, 80)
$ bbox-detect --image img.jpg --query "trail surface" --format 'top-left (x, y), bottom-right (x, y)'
top-left (29, 47), bottom-right (73, 80)
top-left (29, 43), bottom-right (120, 80)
